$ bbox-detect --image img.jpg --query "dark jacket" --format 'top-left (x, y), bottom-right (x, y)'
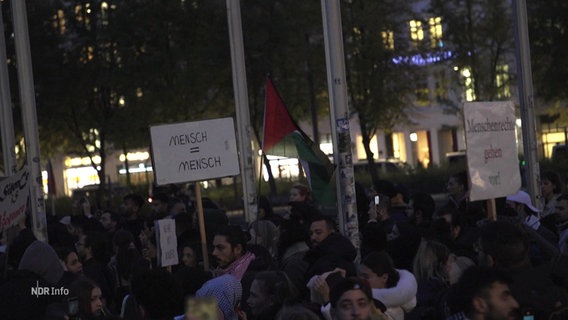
top-left (0, 270), bottom-right (60, 320)
top-left (0, 240), bottom-right (66, 320)
top-left (304, 232), bottom-right (357, 279)
top-left (505, 263), bottom-right (568, 319)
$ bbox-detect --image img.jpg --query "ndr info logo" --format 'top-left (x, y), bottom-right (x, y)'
top-left (31, 281), bottom-right (69, 298)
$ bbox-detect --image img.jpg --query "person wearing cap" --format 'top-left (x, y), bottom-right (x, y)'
top-left (329, 277), bottom-right (387, 320)
top-left (506, 190), bottom-right (542, 227)
top-left (506, 190), bottom-right (558, 252)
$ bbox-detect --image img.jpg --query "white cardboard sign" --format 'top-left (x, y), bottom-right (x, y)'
top-left (150, 117), bottom-right (240, 185)
top-left (464, 101), bottom-right (521, 201)
top-left (0, 166), bottom-right (29, 232)
top-left (154, 219), bottom-right (179, 267)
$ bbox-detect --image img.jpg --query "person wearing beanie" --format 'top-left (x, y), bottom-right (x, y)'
top-left (18, 240), bottom-right (65, 285)
top-left (329, 277), bottom-right (387, 320)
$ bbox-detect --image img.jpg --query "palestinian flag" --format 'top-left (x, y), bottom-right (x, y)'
top-left (262, 78), bottom-right (336, 206)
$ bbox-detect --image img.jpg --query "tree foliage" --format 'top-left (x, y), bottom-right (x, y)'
top-left (3, 0), bottom-right (480, 199)
top-left (342, 0), bottom-right (420, 186)
top-left (241, 1), bottom-right (328, 139)
top-left (22, 0), bottom-right (235, 203)
top-left (527, 0), bottom-right (568, 109)
top-left (429, 0), bottom-right (514, 102)
top-left (239, 1), bottom-right (329, 196)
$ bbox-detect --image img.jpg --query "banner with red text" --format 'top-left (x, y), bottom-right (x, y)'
top-left (464, 101), bottom-right (521, 201)
top-left (0, 166), bottom-right (30, 232)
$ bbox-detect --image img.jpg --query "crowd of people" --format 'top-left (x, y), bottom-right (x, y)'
top-left (1, 172), bottom-right (568, 320)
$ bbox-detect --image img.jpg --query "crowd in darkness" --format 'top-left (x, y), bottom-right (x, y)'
top-left (1, 170), bottom-right (568, 320)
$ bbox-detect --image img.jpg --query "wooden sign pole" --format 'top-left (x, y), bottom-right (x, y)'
top-left (195, 183), bottom-right (209, 271)
top-left (487, 198), bottom-right (497, 221)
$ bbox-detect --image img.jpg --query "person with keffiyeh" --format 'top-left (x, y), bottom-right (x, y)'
top-left (212, 225), bottom-right (256, 280)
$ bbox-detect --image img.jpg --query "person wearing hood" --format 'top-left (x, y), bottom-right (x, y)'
top-left (0, 240), bottom-right (65, 319)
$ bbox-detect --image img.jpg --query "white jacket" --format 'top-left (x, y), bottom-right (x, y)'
top-left (372, 269), bottom-right (417, 320)
top-left (321, 269), bottom-right (417, 320)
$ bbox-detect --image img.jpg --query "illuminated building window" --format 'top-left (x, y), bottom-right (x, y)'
top-left (81, 128), bottom-right (100, 152)
top-left (429, 17), bottom-right (443, 48)
top-left (461, 67), bottom-right (476, 101)
top-left (381, 30), bottom-right (395, 50)
top-left (74, 4), bottom-right (91, 28)
top-left (415, 79), bottom-right (429, 106)
top-left (74, 5), bottom-right (83, 22)
top-left (391, 132), bottom-right (407, 161)
top-left (351, 26), bottom-right (363, 45)
top-left (496, 64), bottom-right (510, 98)
top-left (80, 46), bottom-right (95, 64)
top-left (435, 70), bottom-right (448, 102)
top-left (356, 135), bottom-right (379, 161)
top-left (409, 20), bottom-right (424, 47)
top-left (52, 10), bottom-right (66, 35)
top-left (65, 166), bottom-right (100, 192)
top-left (101, 2), bottom-right (109, 26)
top-left (542, 132), bottom-right (566, 158)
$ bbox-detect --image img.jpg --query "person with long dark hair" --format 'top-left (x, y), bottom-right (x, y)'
top-left (68, 277), bottom-right (114, 319)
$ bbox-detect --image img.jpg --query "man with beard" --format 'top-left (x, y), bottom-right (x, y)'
top-left (476, 221), bottom-right (568, 318)
top-left (211, 225), bottom-right (259, 320)
top-left (212, 225), bottom-right (256, 280)
top-left (304, 215), bottom-right (357, 281)
top-left (448, 266), bottom-right (520, 320)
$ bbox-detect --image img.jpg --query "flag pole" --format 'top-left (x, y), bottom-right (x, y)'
top-left (320, 0), bottom-right (360, 254)
top-left (47, 159), bottom-right (57, 216)
top-left (512, 0), bottom-right (541, 209)
top-left (0, 4), bottom-right (16, 176)
top-left (226, 0), bottom-right (257, 224)
top-left (256, 150), bottom-right (265, 222)
top-left (12, 0), bottom-right (48, 242)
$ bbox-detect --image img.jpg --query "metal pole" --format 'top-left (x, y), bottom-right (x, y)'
top-left (226, 0), bottom-right (257, 223)
top-left (0, 4), bottom-right (17, 176)
top-left (512, 0), bottom-right (541, 208)
top-left (320, 0), bottom-right (359, 252)
top-left (12, 0), bottom-right (48, 241)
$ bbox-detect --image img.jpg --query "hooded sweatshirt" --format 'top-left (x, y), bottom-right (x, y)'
top-left (18, 240), bottom-right (64, 285)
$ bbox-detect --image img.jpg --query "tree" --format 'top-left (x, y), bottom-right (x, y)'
top-left (240, 0), bottom-right (329, 197)
top-left (528, 0), bottom-right (568, 103)
top-left (429, 0), bottom-right (515, 103)
top-left (527, 0), bottom-right (568, 129)
top-left (342, 0), bottom-right (419, 187)
top-left (26, 0), bottom-right (235, 205)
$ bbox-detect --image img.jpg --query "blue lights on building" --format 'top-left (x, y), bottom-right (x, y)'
top-left (392, 50), bottom-right (453, 66)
